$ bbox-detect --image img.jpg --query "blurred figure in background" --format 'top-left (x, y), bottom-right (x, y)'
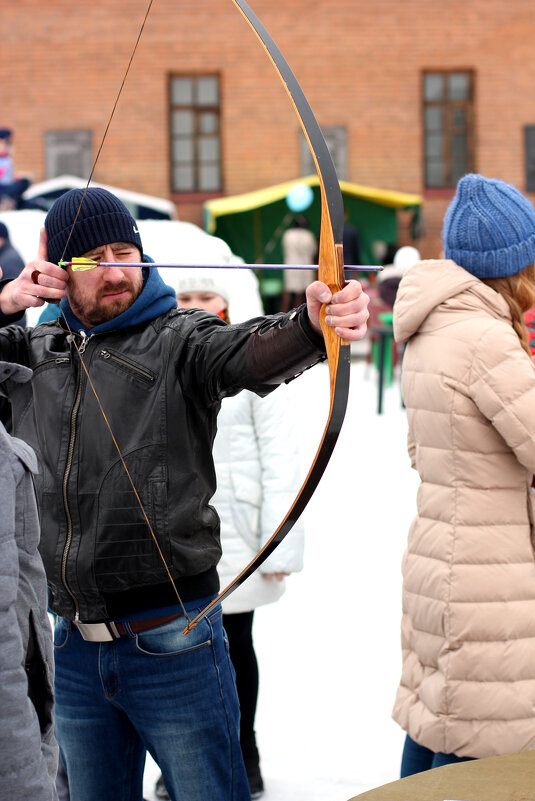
top-left (0, 129), bottom-right (31, 210)
top-left (524, 303), bottom-right (535, 357)
top-left (281, 215), bottom-right (317, 311)
top-left (342, 212), bottom-right (362, 274)
top-left (0, 221), bottom-right (26, 325)
top-left (155, 268), bottom-right (305, 800)
top-left (0, 220), bottom-right (27, 428)
top-left (377, 245), bottom-right (421, 308)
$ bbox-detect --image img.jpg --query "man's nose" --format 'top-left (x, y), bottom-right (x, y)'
top-left (102, 264), bottom-right (126, 284)
top-left (100, 246), bottom-right (118, 264)
top-left (100, 247), bottom-right (125, 282)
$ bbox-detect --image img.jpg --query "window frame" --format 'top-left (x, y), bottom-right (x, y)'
top-left (300, 125), bottom-right (348, 180)
top-left (44, 129), bottom-right (93, 180)
top-left (169, 74), bottom-right (223, 198)
top-left (422, 69), bottom-right (475, 193)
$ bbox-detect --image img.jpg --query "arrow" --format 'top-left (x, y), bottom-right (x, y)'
top-left (59, 258), bottom-right (381, 272)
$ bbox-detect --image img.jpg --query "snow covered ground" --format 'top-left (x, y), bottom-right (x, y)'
top-left (143, 356), bottom-right (420, 801)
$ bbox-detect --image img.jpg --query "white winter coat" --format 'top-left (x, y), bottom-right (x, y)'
top-left (213, 384), bottom-right (305, 614)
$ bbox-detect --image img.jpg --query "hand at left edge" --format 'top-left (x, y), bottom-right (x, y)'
top-left (306, 279), bottom-right (370, 341)
top-left (262, 572), bottom-right (290, 581)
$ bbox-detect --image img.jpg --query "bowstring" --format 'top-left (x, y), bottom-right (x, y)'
top-left (53, 0), bottom-right (191, 627)
top-left (58, 0), bottom-right (155, 266)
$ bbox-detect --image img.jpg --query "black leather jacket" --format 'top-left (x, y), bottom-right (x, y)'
top-left (0, 306), bottom-right (325, 621)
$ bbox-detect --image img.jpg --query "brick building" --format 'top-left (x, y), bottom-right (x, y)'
top-left (2, 0), bottom-right (535, 259)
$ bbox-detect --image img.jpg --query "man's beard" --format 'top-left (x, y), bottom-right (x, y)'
top-left (68, 279), bottom-right (143, 328)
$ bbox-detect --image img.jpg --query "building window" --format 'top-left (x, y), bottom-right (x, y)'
top-left (45, 130), bottom-right (92, 179)
top-left (170, 75), bottom-right (222, 194)
top-left (525, 126), bottom-right (535, 192)
top-left (423, 71), bottom-right (474, 189)
top-left (300, 126), bottom-right (347, 180)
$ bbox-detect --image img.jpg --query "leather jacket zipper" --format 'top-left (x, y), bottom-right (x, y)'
top-left (99, 349), bottom-right (155, 383)
top-left (61, 331), bottom-right (89, 620)
top-left (32, 356), bottom-right (70, 373)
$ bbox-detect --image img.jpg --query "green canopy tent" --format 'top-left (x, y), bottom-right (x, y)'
top-left (203, 175), bottom-right (422, 272)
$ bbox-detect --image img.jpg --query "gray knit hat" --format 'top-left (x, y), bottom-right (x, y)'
top-left (171, 269), bottom-right (231, 303)
top-left (45, 187), bottom-right (143, 265)
top-left (442, 174), bottom-right (535, 278)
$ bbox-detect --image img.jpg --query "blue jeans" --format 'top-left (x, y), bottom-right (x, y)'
top-left (400, 734), bottom-right (475, 778)
top-left (54, 602), bottom-right (251, 801)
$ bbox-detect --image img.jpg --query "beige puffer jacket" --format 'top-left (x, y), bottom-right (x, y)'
top-left (392, 259), bottom-right (535, 759)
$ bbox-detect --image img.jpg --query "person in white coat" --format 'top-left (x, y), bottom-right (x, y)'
top-left (156, 267), bottom-right (305, 800)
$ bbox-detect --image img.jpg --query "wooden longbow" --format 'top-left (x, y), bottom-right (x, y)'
top-left (52, 0), bottom-right (351, 632)
top-left (183, 0), bottom-right (351, 633)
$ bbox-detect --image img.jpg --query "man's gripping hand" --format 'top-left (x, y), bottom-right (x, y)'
top-left (0, 228), bottom-right (68, 316)
top-left (306, 279), bottom-right (370, 341)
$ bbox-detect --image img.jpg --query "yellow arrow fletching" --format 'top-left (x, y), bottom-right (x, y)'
top-left (70, 257), bottom-right (99, 272)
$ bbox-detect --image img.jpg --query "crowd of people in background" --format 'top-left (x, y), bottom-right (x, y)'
top-left (3, 163), bottom-right (535, 800)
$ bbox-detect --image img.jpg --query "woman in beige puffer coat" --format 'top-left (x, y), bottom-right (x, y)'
top-left (392, 173), bottom-right (535, 776)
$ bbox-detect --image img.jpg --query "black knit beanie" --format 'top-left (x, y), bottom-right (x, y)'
top-left (45, 187), bottom-right (143, 265)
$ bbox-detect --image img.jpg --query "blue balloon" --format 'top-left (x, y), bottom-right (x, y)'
top-left (286, 183), bottom-right (314, 212)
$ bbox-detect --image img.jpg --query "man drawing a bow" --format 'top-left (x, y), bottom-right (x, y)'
top-left (0, 187), bottom-right (369, 801)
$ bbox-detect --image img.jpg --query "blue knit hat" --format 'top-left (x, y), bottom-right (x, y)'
top-left (442, 174), bottom-right (535, 278)
top-left (45, 187), bottom-right (143, 265)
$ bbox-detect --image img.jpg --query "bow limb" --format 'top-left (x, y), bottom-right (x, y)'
top-left (183, 0), bottom-right (351, 634)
